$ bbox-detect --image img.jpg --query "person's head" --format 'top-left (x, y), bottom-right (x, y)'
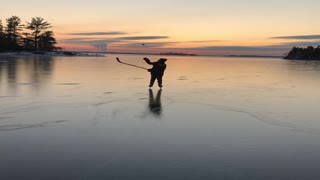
top-left (158, 58), bottom-right (167, 63)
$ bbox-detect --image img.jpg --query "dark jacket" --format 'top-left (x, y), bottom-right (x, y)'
top-left (144, 58), bottom-right (167, 76)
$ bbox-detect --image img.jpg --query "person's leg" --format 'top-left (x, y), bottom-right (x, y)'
top-left (149, 74), bottom-right (157, 87)
top-left (157, 75), bottom-right (163, 88)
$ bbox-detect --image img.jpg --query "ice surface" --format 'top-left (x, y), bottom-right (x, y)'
top-left (1, 55), bottom-right (320, 179)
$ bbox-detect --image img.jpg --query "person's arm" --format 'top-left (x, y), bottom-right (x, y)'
top-left (144, 57), bottom-right (155, 65)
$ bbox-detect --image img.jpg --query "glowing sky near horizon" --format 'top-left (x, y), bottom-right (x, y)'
top-left (1, 0), bottom-right (320, 55)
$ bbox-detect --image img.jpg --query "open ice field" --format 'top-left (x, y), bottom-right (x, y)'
top-left (1, 54), bottom-right (320, 179)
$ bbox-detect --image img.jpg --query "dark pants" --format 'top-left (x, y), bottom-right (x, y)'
top-left (149, 73), bottom-right (163, 87)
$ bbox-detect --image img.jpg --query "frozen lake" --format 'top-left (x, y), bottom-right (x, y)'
top-left (1, 54), bottom-right (320, 179)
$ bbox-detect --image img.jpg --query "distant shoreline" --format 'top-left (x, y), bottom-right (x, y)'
top-left (0, 51), bottom-right (283, 59)
top-left (103, 52), bottom-right (283, 58)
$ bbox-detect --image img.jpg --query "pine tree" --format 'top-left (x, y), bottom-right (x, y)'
top-left (5, 16), bottom-right (23, 50)
top-left (26, 17), bottom-right (52, 51)
top-left (38, 31), bottom-right (58, 51)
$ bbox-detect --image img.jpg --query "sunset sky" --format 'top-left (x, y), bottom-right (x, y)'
top-left (1, 0), bottom-right (320, 55)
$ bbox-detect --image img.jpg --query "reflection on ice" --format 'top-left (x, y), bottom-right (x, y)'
top-left (148, 89), bottom-right (162, 117)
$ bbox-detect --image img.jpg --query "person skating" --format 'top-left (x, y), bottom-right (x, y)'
top-left (143, 57), bottom-right (167, 88)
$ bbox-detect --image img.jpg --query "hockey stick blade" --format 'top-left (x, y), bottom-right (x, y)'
top-left (116, 57), bottom-right (122, 63)
top-left (116, 57), bottom-right (148, 70)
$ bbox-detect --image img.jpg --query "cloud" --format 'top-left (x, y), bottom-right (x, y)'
top-left (192, 45), bottom-right (288, 52)
top-left (117, 36), bottom-right (169, 40)
top-left (111, 40), bottom-right (223, 48)
top-left (189, 41), bottom-right (320, 52)
top-left (60, 36), bottom-right (170, 45)
top-left (271, 35), bottom-right (320, 40)
top-left (113, 42), bottom-right (174, 48)
top-left (115, 40), bottom-right (223, 47)
top-left (93, 43), bottom-right (107, 52)
top-left (66, 31), bottom-right (127, 36)
top-left (59, 33), bottom-right (319, 55)
top-left (188, 40), bottom-right (227, 43)
top-left (281, 41), bottom-right (320, 47)
top-left (61, 38), bottom-right (116, 44)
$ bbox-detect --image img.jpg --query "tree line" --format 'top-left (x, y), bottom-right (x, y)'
top-left (0, 16), bottom-right (60, 52)
top-left (284, 46), bottom-right (320, 60)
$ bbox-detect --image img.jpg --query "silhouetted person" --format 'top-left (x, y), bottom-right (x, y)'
top-left (144, 57), bottom-right (167, 88)
top-left (149, 89), bottom-right (162, 116)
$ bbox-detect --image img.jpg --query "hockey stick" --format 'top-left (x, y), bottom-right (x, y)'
top-left (116, 57), bottom-right (148, 70)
